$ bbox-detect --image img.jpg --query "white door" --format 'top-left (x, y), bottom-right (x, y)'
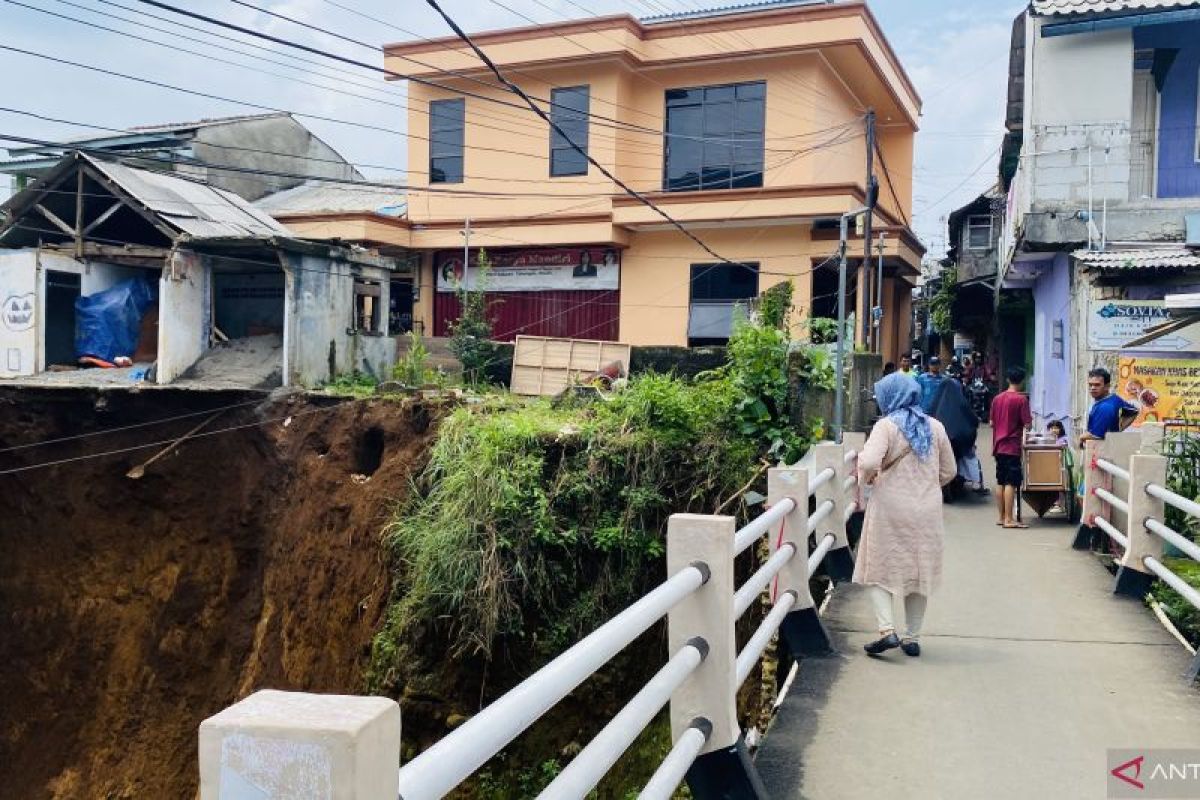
top-left (1130, 70), bottom-right (1158, 200)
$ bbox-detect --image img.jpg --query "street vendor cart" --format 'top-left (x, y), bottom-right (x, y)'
top-left (1020, 435), bottom-right (1078, 521)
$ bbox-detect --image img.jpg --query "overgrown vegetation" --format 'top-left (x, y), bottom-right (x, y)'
top-left (929, 266), bottom-right (957, 334)
top-left (369, 373), bottom-right (758, 671)
top-left (1150, 558), bottom-right (1200, 647)
top-left (367, 280), bottom-right (828, 794)
top-left (723, 281), bottom-right (808, 464)
top-left (806, 316), bottom-right (838, 345)
top-left (322, 371), bottom-right (380, 398)
top-left (450, 249), bottom-right (498, 386)
top-left (393, 330), bottom-right (437, 387)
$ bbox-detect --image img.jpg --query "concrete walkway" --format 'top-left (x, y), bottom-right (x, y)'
top-left (757, 444), bottom-right (1200, 799)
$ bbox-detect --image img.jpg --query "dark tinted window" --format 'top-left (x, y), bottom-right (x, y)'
top-left (665, 81), bottom-right (765, 192)
top-left (551, 86), bottom-right (589, 177)
top-left (429, 98), bottom-right (464, 184)
top-left (690, 263), bottom-right (759, 301)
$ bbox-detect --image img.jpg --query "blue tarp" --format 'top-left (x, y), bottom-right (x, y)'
top-left (74, 277), bottom-right (157, 362)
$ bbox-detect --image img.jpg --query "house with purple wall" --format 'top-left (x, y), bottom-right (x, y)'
top-left (997, 0), bottom-right (1200, 437)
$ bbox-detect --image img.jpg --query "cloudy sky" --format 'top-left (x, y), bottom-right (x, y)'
top-left (0, 0), bottom-right (1024, 258)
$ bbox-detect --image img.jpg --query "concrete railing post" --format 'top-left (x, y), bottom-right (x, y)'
top-left (1075, 440), bottom-right (1104, 550)
top-left (199, 690), bottom-right (401, 800)
top-left (812, 442), bottom-right (854, 581)
top-left (1102, 430), bottom-right (1142, 549)
top-left (1140, 422), bottom-right (1165, 455)
top-left (666, 513), bottom-right (766, 800)
top-left (841, 431), bottom-right (867, 542)
top-left (768, 467), bottom-right (833, 661)
top-left (1114, 453), bottom-right (1168, 598)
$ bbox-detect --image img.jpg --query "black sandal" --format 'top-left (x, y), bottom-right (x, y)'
top-left (901, 639), bottom-right (921, 657)
top-left (864, 632), bottom-right (901, 655)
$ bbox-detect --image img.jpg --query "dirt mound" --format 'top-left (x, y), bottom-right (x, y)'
top-left (0, 388), bottom-right (436, 799)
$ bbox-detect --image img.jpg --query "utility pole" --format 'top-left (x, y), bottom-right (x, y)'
top-left (872, 231), bottom-right (886, 352)
top-left (859, 109), bottom-right (877, 348)
top-left (834, 199), bottom-right (873, 443)
top-left (461, 217), bottom-right (471, 286)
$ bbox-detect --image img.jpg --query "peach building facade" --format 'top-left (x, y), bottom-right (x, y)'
top-left (369, 0), bottom-right (923, 354)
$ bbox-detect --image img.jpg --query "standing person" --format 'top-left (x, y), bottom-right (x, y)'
top-left (855, 373), bottom-right (957, 657)
top-left (898, 353), bottom-right (916, 377)
top-left (990, 367), bottom-right (1033, 529)
top-left (1080, 367), bottom-right (1137, 446)
top-left (917, 356), bottom-right (947, 412)
top-left (882, 362), bottom-right (897, 377)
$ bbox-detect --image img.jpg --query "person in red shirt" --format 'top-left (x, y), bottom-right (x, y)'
top-left (990, 367), bottom-right (1033, 529)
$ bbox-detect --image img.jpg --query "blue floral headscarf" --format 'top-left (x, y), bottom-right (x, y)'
top-left (874, 372), bottom-right (933, 460)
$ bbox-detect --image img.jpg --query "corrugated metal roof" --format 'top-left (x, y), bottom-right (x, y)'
top-left (254, 180), bottom-right (406, 217)
top-left (1033, 0), bottom-right (1200, 16)
top-left (1073, 248), bottom-right (1200, 270)
top-left (641, 0), bottom-right (832, 24)
top-left (86, 155), bottom-right (291, 240)
top-left (127, 113), bottom-right (289, 134)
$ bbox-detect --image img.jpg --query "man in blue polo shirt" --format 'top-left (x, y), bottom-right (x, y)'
top-left (1079, 367), bottom-right (1136, 447)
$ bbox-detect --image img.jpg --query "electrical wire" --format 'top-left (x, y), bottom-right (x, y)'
top-left (0, 126), bottom-right (863, 199)
top-left (0, 397), bottom-right (265, 452)
top-left (0, 396), bottom-right (371, 475)
top-left (421, 0), bottom-right (734, 267)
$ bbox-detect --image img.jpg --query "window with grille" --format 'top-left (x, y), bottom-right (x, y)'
top-left (550, 86), bottom-right (589, 177)
top-left (429, 98), bottom-right (464, 184)
top-left (966, 215), bottom-right (993, 250)
top-left (664, 81), bottom-right (765, 192)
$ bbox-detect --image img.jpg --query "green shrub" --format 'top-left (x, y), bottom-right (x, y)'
top-left (368, 374), bottom-right (757, 676)
top-left (394, 330), bottom-right (432, 386)
top-left (1149, 558), bottom-right (1200, 646)
top-left (450, 249), bottom-right (498, 386)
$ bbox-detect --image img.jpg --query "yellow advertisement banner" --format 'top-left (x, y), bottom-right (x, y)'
top-left (1117, 357), bottom-right (1200, 424)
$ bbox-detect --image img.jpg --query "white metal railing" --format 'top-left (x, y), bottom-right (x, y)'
top-left (637, 436), bottom-right (866, 798)
top-left (1095, 487), bottom-right (1130, 516)
top-left (397, 565), bottom-right (708, 800)
top-left (734, 496), bottom-right (796, 556)
top-left (640, 721), bottom-right (709, 800)
top-left (197, 438), bottom-right (870, 800)
top-left (1079, 430), bottom-right (1145, 553)
top-left (1096, 458), bottom-right (1131, 483)
top-left (1079, 426), bottom-right (1200, 679)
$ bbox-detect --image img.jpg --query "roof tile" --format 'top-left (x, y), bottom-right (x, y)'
top-left (1033, 0), bottom-right (1200, 16)
top-left (1073, 248), bottom-right (1200, 270)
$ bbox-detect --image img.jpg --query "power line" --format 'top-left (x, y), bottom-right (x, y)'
top-left (0, 396), bottom-right (370, 475)
top-left (0, 397), bottom-right (265, 452)
top-left (873, 137), bottom-right (911, 229)
top-left (421, 0), bottom-right (735, 268)
top-left (480, 0), bottom-right (845, 129)
top-left (916, 141), bottom-right (1003, 214)
top-left (130, 0), bottom-right (807, 150)
top-left (0, 126), bottom-right (862, 199)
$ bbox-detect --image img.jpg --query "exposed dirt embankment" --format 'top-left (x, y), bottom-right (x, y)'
top-left (0, 387), bottom-right (435, 799)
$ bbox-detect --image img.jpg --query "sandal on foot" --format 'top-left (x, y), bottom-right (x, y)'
top-left (901, 639), bottom-right (921, 657)
top-left (864, 632), bottom-right (901, 656)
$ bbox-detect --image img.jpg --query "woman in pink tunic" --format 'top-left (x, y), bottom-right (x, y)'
top-left (854, 372), bottom-right (957, 657)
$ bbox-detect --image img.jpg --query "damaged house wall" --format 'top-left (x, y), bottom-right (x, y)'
top-left (0, 249), bottom-right (149, 377)
top-left (282, 252), bottom-right (396, 386)
top-left (157, 250), bottom-right (211, 385)
top-left (190, 116), bottom-right (362, 202)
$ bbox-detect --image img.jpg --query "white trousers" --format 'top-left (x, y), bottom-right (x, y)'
top-left (867, 585), bottom-right (928, 639)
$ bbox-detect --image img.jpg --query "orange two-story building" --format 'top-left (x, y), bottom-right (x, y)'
top-left (284, 0), bottom-right (924, 355)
